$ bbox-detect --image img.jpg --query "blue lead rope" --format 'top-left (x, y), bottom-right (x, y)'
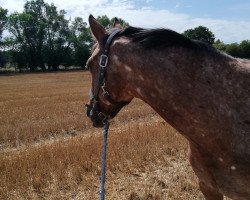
top-left (100, 121), bottom-right (110, 200)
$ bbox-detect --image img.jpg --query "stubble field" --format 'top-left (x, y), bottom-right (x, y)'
top-left (0, 71), bottom-right (230, 199)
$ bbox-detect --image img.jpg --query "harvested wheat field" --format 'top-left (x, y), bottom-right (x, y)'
top-left (0, 71), bottom-right (232, 200)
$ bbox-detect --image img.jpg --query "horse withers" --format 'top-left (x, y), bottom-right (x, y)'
top-left (86, 15), bottom-right (250, 200)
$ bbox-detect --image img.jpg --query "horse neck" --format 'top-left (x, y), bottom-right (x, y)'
top-left (114, 45), bottom-right (234, 142)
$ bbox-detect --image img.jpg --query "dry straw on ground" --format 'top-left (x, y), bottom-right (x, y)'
top-left (0, 72), bottom-right (231, 199)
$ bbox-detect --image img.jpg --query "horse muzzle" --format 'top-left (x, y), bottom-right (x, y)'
top-left (85, 103), bottom-right (108, 128)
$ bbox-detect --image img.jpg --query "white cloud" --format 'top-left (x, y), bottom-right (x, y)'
top-left (0, 0), bottom-right (26, 13)
top-left (1, 0), bottom-right (250, 43)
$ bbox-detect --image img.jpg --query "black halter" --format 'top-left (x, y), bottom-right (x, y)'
top-left (86, 29), bottom-right (121, 124)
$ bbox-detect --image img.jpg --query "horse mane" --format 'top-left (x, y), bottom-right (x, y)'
top-left (119, 26), bottom-right (216, 53)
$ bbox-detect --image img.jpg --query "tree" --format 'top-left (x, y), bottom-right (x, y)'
top-left (0, 50), bottom-right (7, 68)
top-left (225, 43), bottom-right (242, 58)
top-left (69, 17), bottom-right (91, 67)
top-left (8, 0), bottom-right (48, 71)
top-left (0, 7), bottom-right (8, 68)
top-left (97, 15), bottom-right (111, 28)
top-left (213, 39), bottom-right (227, 51)
top-left (7, 0), bottom-right (73, 71)
top-left (183, 26), bottom-right (215, 45)
top-left (239, 40), bottom-right (250, 59)
top-left (43, 4), bottom-right (72, 70)
top-left (0, 7), bottom-right (8, 41)
top-left (97, 15), bottom-right (129, 28)
top-left (213, 39), bottom-right (250, 59)
top-left (23, 0), bottom-right (47, 71)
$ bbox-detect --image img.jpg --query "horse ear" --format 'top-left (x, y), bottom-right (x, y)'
top-left (89, 15), bottom-right (107, 43)
top-left (113, 17), bottom-right (122, 29)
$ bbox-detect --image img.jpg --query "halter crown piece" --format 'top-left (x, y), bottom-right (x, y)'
top-left (86, 29), bottom-right (121, 124)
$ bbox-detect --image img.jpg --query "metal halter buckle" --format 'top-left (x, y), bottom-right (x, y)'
top-left (101, 83), bottom-right (109, 97)
top-left (98, 112), bottom-right (107, 124)
top-left (99, 54), bottom-right (108, 68)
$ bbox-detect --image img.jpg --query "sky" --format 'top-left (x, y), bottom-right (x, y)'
top-left (1, 0), bottom-right (250, 43)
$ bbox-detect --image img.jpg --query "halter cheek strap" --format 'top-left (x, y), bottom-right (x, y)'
top-left (86, 29), bottom-right (121, 123)
top-left (94, 29), bottom-right (121, 101)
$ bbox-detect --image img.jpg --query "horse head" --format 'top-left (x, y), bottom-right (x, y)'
top-left (86, 15), bottom-right (133, 127)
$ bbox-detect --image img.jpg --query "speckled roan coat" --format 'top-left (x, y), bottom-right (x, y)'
top-left (87, 15), bottom-right (250, 200)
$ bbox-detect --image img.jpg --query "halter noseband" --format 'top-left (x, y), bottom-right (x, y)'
top-left (86, 29), bottom-right (121, 124)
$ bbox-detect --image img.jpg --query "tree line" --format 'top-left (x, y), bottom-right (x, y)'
top-left (0, 0), bottom-right (94, 72)
top-left (183, 26), bottom-right (250, 59)
top-left (0, 0), bottom-right (124, 72)
top-left (0, 0), bottom-right (249, 72)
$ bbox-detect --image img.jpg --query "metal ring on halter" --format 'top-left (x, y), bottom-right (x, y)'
top-left (98, 112), bottom-right (108, 124)
top-left (99, 55), bottom-right (109, 68)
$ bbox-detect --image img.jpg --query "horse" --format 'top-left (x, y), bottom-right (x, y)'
top-left (85, 15), bottom-right (250, 200)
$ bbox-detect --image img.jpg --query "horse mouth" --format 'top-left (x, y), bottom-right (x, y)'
top-left (86, 101), bottom-right (130, 128)
top-left (92, 118), bottom-right (104, 128)
top-left (86, 104), bottom-right (105, 128)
